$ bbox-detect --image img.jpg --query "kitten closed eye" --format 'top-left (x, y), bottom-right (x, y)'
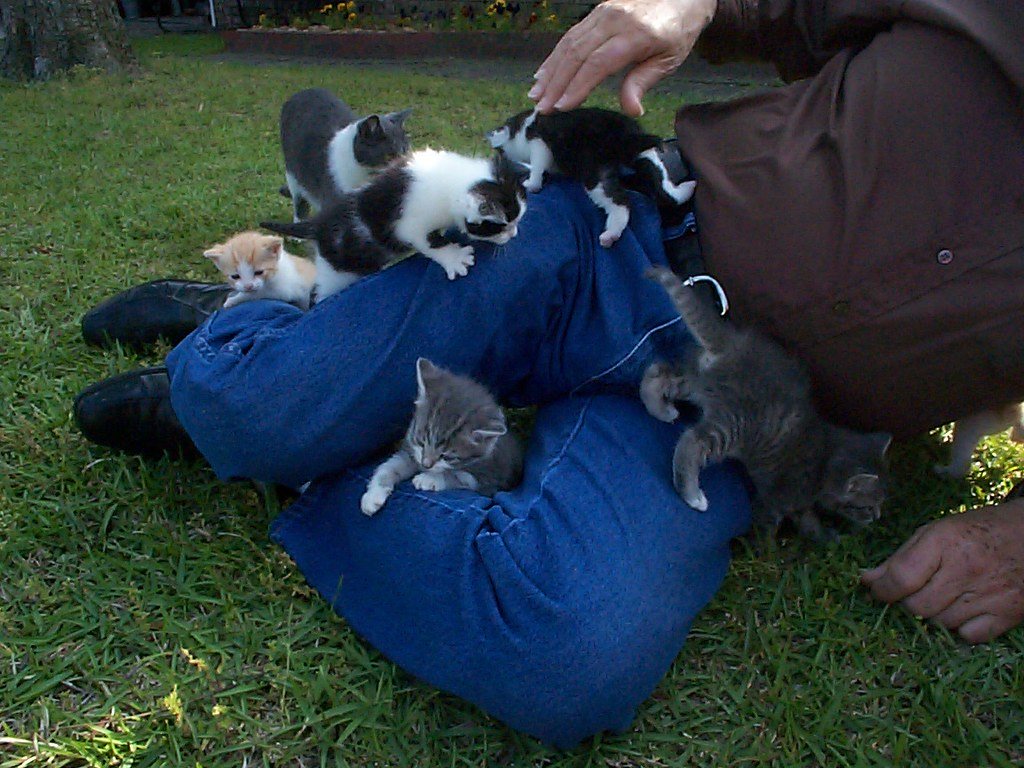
top-left (361, 358), bottom-right (523, 516)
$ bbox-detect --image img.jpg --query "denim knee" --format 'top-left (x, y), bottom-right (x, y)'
top-left (472, 516), bottom-right (703, 747)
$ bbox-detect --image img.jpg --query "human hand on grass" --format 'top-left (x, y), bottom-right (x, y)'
top-left (528, 0), bottom-right (717, 117)
top-left (861, 502), bottom-right (1024, 643)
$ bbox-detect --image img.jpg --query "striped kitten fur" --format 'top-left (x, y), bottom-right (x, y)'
top-left (642, 267), bottom-right (891, 542)
top-left (361, 358), bottom-right (523, 516)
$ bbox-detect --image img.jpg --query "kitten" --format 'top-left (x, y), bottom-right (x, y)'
top-left (261, 148), bottom-right (527, 301)
top-left (204, 231), bottom-right (317, 310)
top-left (360, 358), bottom-right (524, 516)
top-left (934, 403), bottom-right (1024, 478)
top-left (486, 107), bottom-right (696, 247)
top-left (642, 267), bottom-right (891, 542)
top-left (280, 88), bottom-right (412, 221)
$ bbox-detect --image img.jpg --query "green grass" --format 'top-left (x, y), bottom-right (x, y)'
top-left (1, 33), bottom-right (1022, 767)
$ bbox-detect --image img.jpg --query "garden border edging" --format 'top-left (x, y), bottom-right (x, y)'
top-left (221, 29), bottom-right (562, 61)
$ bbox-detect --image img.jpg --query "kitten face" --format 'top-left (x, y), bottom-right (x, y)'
top-left (204, 232), bottom-right (283, 293)
top-left (464, 153), bottom-right (528, 244)
top-left (353, 109), bottom-right (412, 168)
top-left (406, 358), bottom-right (507, 472)
top-left (486, 109), bottom-right (534, 164)
top-left (816, 429), bottom-right (892, 525)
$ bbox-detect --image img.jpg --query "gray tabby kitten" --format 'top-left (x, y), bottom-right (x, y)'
top-left (361, 358), bottom-right (524, 516)
top-left (280, 87), bottom-right (412, 221)
top-left (642, 267), bottom-right (892, 542)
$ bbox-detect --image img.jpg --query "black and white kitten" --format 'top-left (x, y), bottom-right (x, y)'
top-left (262, 148), bottom-right (527, 300)
top-left (642, 267), bottom-right (892, 542)
top-left (487, 107), bottom-right (696, 247)
top-left (361, 358), bottom-right (524, 516)
top-left (280, 87), bottom-right (412, 220)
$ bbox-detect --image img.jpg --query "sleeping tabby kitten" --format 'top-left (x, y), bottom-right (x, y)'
top-left (642, 267), bottom-right (891, 541)
top-left (361, 358), bottom-right (523, 516)
top-left (280, 87), bottom-right (412, 220)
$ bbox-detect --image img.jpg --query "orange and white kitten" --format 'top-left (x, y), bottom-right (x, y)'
top-left (204, 231), bottom-right (316, 310)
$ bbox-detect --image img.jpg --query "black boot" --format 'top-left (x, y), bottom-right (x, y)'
top-left (81, 280), bottom-right (232, 351)
top-left (73, 367), bottom-right (198, 458)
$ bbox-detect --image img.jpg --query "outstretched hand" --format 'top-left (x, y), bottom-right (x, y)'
top-left (528, 0), bottom-right (716, 117)
top-left (861, 502), bottom-right (1024, 643)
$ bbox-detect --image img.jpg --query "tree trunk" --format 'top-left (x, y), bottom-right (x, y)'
top-left (0, 0), bottom-right (137, 81)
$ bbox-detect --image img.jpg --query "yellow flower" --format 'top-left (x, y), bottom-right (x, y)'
top-left (348, 11), bottom-right (356, 20)
top-left (547, 13), bottom-right (556, 22)
top-left (346, 1), bottom-right (355, 10)
top-left (321, 3), bottom-right (333, 11)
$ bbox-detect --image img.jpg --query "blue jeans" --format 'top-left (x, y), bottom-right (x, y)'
top-left (165, 179), bottom-right (751, 747)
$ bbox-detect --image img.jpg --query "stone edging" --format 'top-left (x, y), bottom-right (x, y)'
top-left (221, 29), bottom-right (561, 61)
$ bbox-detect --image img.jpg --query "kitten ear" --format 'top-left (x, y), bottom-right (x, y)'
top-left (262, 235), bottom-right (283, 256)
top-left (260, 219), bottom-right (316, 240)
top-left (472, 425), bottom-right (507, 441)
top-left (845, 473), bottom-right (882, 498)
top-left (358, 115), bottom-right (383, 139)
top-left (492, 151), bottom-right (528, 184)
top-left (203, 245), bottom-right (225, 260)
top-left (867, 432), bottom-right (893, 458)
top-left (415, 357), bottom-right (440, 396)
top-left (486, 126), bottom-right (510, 149)
top-left (387, 108), bottom-right (413, 126)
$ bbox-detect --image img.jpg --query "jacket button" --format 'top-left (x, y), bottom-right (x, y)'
top-left (937, 248), bottom-right (954, 265)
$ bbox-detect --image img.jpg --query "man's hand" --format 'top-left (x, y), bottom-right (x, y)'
top-left (529, 0), bottom-right (716, 117)
top-left (861, 502), bottom-right (1024, 643)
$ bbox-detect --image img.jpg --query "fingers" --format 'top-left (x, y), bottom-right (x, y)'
top-left (898, 569), bottom-right (962, 619)
top-left (549, 36), bottom-right (649, 113)
top-left (619, 52), bottom-right (680, 116)
top-left (532, 22), bottom-right (619, 112)
top-left (861, 524), bottom-right (944, 603)
top-left (957, 613), bottom-right (1015, 644)
top-left (930, 590), bottom-right (987, 630)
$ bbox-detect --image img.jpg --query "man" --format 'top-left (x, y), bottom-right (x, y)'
top-left (529, 0), bottom-right (1024, 644)
top-left (75, 0), bottom-right (1023, 746)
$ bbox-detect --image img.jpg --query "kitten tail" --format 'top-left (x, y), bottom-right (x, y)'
top-left (260, 219), bottom-right (317, 240)
top-left (646, 267), bottom-right (731, 355)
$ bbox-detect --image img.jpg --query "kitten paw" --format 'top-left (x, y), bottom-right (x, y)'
top-left (223, 292), bottom-right (244, 308)
top-left (434, 245), bottom-right (475, 280)
top-left (667, 179), bottom-right (697, 205)
top-left (682, 488), bottom-right (709, 512)
top-left (599, 231), bottom-right (620, 248)
top-left (412, 472), bottom-right (447, 492)
top-left (360, 485), bottom-right (392, 516)
top-left (648, 401), bottom-right (679, 423)
top-left (525, 177), bottom-right (544, 193)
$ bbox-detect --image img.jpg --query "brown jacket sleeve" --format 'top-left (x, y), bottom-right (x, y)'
top-left (699, 0), bottom-right (1024, 89)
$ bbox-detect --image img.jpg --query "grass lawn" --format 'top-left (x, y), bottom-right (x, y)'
top-left (1, 34), bottom-right (1022, 767)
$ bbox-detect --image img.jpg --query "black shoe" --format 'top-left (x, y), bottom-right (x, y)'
top-left (73, 366), bottom-right (199, 458)
top-left (81, 279), bottom-right (232, 351)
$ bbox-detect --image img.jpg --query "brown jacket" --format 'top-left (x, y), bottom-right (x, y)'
top-left (675, 0), bottom-right (1024, 438)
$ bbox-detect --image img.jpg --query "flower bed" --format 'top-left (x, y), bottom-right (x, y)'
top-left (221, 27), bottom-right (562, 61)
